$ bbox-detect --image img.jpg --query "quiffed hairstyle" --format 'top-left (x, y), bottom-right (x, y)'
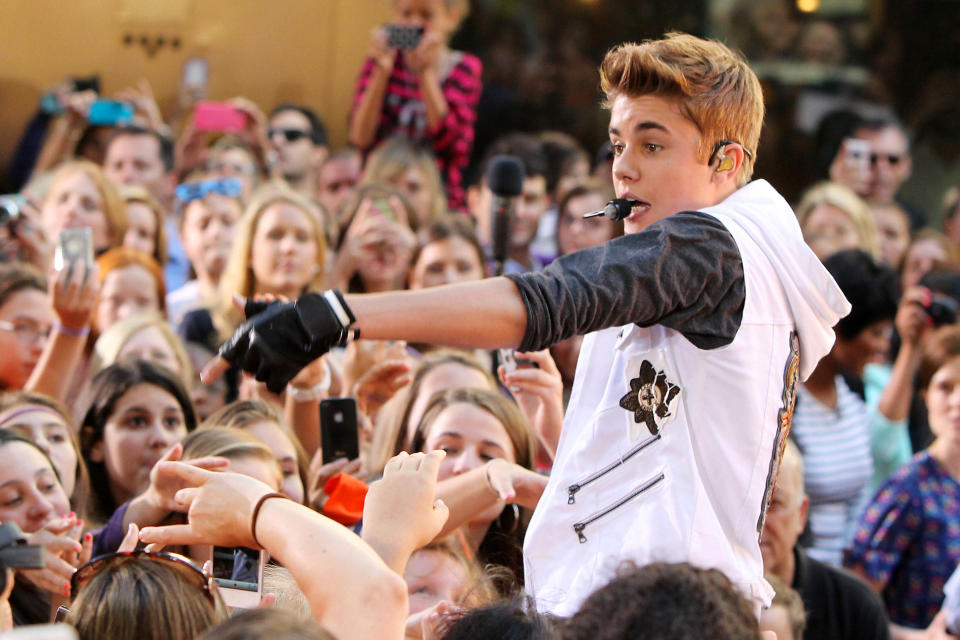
top-left (599, 32), bottom-right (764, 185)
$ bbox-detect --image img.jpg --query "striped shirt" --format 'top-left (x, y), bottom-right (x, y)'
top-left (791, 376), bottom-right (874, 567)
top-left (350, 51), bottom-right (482, 212)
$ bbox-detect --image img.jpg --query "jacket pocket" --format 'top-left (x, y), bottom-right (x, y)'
top-left (572, 471), bottom-right (665, 544)
top-left (567, 434), bottom-right (661, 505)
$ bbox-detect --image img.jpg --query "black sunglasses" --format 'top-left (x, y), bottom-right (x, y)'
top-left (70, 550), bottom-right (216, 606)
top-left (268, 128), bottom-right (311, 143)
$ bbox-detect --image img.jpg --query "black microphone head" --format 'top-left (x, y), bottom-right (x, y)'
top-left (486, 156), bottom-right (524, 197)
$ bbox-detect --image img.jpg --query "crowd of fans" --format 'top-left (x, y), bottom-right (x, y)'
top-left (0, 1), bottom-right (958, 639)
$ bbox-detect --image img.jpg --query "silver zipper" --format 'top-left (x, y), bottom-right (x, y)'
top-left (567, 434), bottom-right (661, 504)
top-left (572, 472), bottom-right (665, 543)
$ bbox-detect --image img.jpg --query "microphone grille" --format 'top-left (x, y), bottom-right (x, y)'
top-left (486, 155), bottom-right (524, 197)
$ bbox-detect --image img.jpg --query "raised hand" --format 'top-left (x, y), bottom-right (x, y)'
top-left (139, 463), bottom-right (276, 549)
top-left (362, 451), bottom-right (449, 573)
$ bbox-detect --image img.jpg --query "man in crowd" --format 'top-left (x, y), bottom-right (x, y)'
top-left (831, 116), bottom-right (924, 228)
top-left (102, 125), bottom-right (189, 289)
top-left (761, 441), bottom-right (891, 640)
top-left (316, 147), bottom-right (363, 221)
top-left (267, 103), bottom-right (329, 200)
top-left (466, 133), bottom-right (550, 273)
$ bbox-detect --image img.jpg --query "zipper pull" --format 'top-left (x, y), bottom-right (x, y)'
top-left (567, 484), bottom-right (580, 504)
top-left (573, 523), bottom-right (587, 543)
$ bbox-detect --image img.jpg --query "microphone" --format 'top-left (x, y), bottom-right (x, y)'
top-left (583, 198), bottom-right (640, 222)
top-left (486, 155), bottom-right (524, 275)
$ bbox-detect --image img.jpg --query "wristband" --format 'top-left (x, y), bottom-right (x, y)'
top-left (250, 492), bottom-right (288, 548)
top-left (54, 323), bottom-right (90, 338)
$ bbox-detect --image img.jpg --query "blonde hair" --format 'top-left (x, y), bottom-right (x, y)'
top-left (180, 428), bottom-right (280, 489)
top-left (795, 181), bottom-right (878, 258)
top-left (215, 184), bottom-right (328, 337)
top-left (201, 399), bottom-right (309, 490)
top-left (361, 137), bottom-right (448, 225)
top-left (48, 160), bottom-right (128, 248)
top-left (599, 32), bottom-right (764, 185)
top-left (118, 185), bottom-right (168, 265)
top-left (90, 313), bottom-right (194, 388)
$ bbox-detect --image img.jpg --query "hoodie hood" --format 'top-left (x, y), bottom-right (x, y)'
top-left (704, 180), bottom-right (851, 380)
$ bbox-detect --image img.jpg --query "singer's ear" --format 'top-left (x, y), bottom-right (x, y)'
top-left (711, 144), bottom-right (744, 185)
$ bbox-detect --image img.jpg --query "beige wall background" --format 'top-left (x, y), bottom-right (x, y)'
top-left (0, 0), bottom-right (392, 175)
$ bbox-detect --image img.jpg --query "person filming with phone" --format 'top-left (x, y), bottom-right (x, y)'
top-left (349, 0), bottom-right (481, 213)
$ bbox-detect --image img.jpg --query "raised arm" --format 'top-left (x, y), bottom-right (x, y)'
top-left (139, 463), bottom-right (409, 640)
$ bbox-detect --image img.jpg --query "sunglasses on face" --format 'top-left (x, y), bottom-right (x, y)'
top-left (848, 151), bottom-right (905, 166)
top-left (268, 128), bottom-right (311, 143)
top-left (69, 550), bottom-right (216, 606)
top-left (175, 177), bottom-right (243, 204)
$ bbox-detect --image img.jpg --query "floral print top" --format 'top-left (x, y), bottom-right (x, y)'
top-left (846, 451), bottom-right (960, 629)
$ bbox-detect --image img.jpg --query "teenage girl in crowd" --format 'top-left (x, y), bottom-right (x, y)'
top-left (349, 0), bottom-right (481, 212)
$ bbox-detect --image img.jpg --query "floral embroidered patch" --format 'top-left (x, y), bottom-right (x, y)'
top-left (619, 360), bottom-right (681, 436)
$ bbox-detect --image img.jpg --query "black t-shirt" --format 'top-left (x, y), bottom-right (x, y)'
top-left (793, 547), bottom-right (891, 640)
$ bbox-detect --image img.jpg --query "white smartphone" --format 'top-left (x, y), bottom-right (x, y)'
top-left (844, 138), bottom-right (872, 178)
top-left (181, 57), bottom-right (209, 102)
top-left (211, 545), bottom-right (266, 609)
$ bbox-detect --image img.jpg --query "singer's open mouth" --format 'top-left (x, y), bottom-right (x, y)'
top-left (628, 200), bottom-right (651, 219)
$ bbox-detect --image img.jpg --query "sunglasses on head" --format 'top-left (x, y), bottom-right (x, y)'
top-left (70, 550), bottom-right (216, 606)
top-left (268, 128), bottom-right (311, 143)
top-left (175, 177), bottom-right (243, 204)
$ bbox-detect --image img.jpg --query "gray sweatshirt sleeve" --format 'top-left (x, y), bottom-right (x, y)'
top-left (506, 211), bottom-right (745, 352)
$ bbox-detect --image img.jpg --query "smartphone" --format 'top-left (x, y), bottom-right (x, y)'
top-left (320, 397), bottom-right (360, 464)
top-left (498, 348), bottom-right (539, 374)
top-left (211, 545), bottom-right (266, 609)
top-left (386, 24), bottom-right (425, 50)
top-left (369, 197), bottom-right (397, 222)
top-left (87, 99), bottom-right (134, 126)
top-left (844, 138), bottom-right (872, 179)
top-left (194, 101), bottom-right (247, 133)
top-left (181, 57), bottom-right (209, 102)
top-left (53, 228), bottom-right (94, 273)
top-left (71, 75), bottom-right (101, 95)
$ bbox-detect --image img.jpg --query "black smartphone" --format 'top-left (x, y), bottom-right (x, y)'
top-left (386, 24), bottom-right (425, 50)
top-left (320, 397), bottom-right (360, 464)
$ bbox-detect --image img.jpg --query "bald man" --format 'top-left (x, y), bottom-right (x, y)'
top-left (761, 441), bottom-right (890, 640)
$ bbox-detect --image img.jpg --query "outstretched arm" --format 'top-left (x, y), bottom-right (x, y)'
top-left (139, 464), bottom-right (408, 640)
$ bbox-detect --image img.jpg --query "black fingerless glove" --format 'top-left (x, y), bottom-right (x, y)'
top-left (219, 291), bottom-right (356, 393)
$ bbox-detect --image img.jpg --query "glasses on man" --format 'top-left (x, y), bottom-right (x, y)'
top-left (175, 177), bottom-right (243, 205)
top-left (268, 128), bottom-right (310, 143)
top-left (0, 319), bottom-right (52, 345)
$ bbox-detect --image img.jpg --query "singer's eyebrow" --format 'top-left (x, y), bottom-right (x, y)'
top-left (608, 121), bottom-right (670, 136)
